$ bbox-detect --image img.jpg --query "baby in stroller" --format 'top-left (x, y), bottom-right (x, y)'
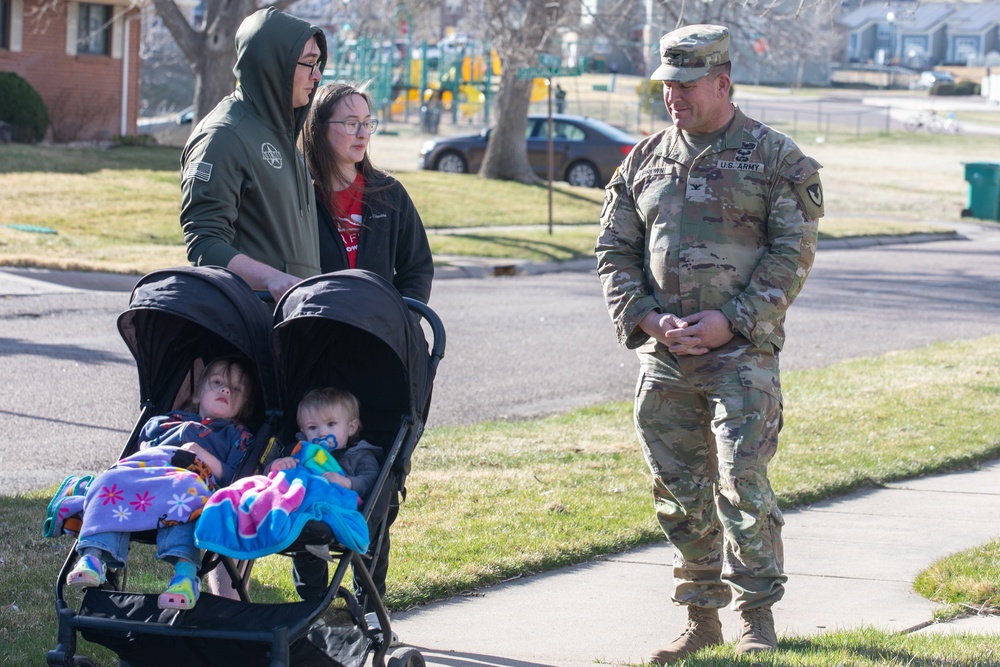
top-left (267, 386), bottom-right (381, 497)
top-left (63, 357), bottom-right (257, 611)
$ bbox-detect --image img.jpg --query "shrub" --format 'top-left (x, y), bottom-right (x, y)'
top-left (929, 81), bottom-right (954, 96)
top-left (0, 71), bottom-right (50, 143)
top-left (930, 80), bottom-right (981, 96)
top-left (954, 80), bottom-right (981, 96)
top-left (636, 79), bottom-right (663, 114)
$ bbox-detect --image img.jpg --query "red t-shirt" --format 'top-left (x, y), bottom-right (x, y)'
top-left (327, 173), bottom-right (365, 268)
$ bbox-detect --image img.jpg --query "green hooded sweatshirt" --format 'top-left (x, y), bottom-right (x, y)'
top-left (180, 8), bottom-right (327, 279)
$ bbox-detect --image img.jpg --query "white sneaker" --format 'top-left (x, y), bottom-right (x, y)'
top-left (364, 611), bottom-right (400, 646)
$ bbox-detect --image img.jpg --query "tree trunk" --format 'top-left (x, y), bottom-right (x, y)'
top-left (150, 0), bottom-right (258, 125)
top-left (479, 69), bottom-right (539, 185)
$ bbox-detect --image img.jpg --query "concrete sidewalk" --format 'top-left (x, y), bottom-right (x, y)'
top-left (392, 461), bottom-right (1000, 667)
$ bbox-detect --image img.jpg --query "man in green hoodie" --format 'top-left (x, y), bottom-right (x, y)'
top-left (180, 8), bottom-right (327, 300)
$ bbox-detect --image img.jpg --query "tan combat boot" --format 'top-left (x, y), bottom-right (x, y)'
top-left (735, 605), bottom-right (778, 655)
top-left (649, 605), bottom-right (723, 665)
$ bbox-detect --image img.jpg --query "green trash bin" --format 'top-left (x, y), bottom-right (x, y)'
top-left (962, 162), bottom-right (1000, 221)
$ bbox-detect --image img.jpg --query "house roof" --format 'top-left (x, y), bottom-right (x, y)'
top-left (947, 2), bottom-right (1000, 33)
top-left (839, 2), bottom-right (956, 32)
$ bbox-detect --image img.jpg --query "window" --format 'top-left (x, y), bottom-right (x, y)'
top-left (1, 0), bottom-right (9, 50)
top-left (77, 3), bottom-right (111, 55)
top-left (553, 122), bottom-right (585, 141)
top-left (953, 36), bottom-right (980, 64)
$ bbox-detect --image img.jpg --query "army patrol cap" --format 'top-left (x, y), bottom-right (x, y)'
top-left (650, 24), bottom-right (730, 82)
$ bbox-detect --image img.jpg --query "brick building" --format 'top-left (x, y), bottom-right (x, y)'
top-left (0, 0), bottom-right (141, 141)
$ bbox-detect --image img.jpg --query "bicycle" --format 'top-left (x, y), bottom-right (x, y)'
top-left (904, 111), bottom-right (961, 134)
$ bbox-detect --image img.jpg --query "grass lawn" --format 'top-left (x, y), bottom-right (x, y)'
top-left (2, 131), bottom-right (998, 274)
top-left (4, 335), bottom-right (1000, 665)
top-left (915, 537), bottom-right (1000, 621)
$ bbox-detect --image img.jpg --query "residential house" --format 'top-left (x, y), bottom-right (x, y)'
top-left (0, 0), bottom-right (141, 141)
top-left (945, 2), bottom-right (1000, 64)
top-left (839, 1), bottom-right (1000, 70)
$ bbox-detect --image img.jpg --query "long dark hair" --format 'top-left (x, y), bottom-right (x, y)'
top-left (302, 82), bottom-right (391, 204)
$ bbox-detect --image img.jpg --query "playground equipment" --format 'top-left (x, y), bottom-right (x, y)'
top-left (326, 33), bottom-right (554, 128)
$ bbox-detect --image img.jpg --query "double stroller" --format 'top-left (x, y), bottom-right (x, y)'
top-left (47, 266), bottom-right (445, 667)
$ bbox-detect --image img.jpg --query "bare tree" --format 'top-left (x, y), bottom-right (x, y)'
top-left (470, 0), bottom-right (565, 185)
top-left (149, 0), bottom-right (300, 124)
top-left (739, 1), bottom-right (840, 87)
top-left (651, 0), bottom-right (841, 87)
top-left (149, 0), bottom-right (421, 123)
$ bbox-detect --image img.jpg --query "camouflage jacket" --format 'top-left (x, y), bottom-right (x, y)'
top-left (596, 106), bottom-right (823, 353)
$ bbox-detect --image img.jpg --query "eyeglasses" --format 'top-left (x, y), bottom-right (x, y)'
top-left (326, 119), bottom-right (379, 135)
top-left (296, 60), bottom-right (321, 76)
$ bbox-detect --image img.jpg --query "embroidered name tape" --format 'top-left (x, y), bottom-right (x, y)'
top-left (717, 160), bottom-right (762, 172)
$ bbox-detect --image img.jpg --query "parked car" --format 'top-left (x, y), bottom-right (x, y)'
top-left (137, 106), bottom-right (194, 146)
top-left (418, 114), bottom-right (638, 188)
top-left (910, 70), bottom-right (955, 90)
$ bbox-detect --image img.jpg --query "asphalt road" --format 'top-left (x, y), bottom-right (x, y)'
top-left (2, 222), bottom-right (999, 495)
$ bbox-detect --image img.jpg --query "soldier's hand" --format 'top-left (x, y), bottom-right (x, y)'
top-left (639, 311), bottom-right (688, 345)
top-left (668, 310), bottom-right (734, 355)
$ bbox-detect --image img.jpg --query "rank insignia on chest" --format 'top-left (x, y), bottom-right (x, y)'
top-left (686, 177), bottom-right (710, 201)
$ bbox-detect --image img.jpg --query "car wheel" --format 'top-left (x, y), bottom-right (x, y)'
top-left (435, 151), bottom-right (468, 174)
top-left (565, 160), bottom-right (599, 188)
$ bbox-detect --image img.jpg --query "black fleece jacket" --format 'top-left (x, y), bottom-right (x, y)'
top-left (316, 174), bottom-right (433, 303)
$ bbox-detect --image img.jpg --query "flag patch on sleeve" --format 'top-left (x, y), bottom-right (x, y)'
top-left (184, 161), bottom-right (213, 183)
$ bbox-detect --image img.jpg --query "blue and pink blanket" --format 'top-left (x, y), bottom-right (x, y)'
top-left (193, 467), bottom-right (370, 559)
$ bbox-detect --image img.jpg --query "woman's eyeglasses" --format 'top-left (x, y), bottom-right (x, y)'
top-left (326, 119), bottom-right (379, 135)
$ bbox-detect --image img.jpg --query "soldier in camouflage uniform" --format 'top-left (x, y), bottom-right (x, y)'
top-left (594, 24), bottom-right (823, 664)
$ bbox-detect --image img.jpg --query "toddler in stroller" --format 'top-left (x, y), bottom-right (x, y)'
top-left (64, 357), bottom-right (257, 611)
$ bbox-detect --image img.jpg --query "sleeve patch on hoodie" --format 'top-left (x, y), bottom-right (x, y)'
top-left (183, 161), bottom-right (213, 183)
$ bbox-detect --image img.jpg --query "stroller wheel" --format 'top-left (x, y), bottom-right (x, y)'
top-left (387, 646), bottom-right (425, 667)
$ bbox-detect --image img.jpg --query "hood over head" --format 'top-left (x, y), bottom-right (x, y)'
top-left (233, 7), bottom-right (327, 136)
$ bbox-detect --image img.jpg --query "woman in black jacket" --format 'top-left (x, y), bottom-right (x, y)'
top-left (302, 82), bottom-right (433, 303)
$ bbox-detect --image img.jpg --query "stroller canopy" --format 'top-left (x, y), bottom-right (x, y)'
top-left (117, 266), bottom-right (279, 422)
top-left (272, 270), bottom-right (431, 446)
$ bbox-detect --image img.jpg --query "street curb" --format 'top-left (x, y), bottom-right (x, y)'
top-left (819, 230), bottom-right (960, 249)
top-left (0, 232), bottom-right (967, 292)
top-left (432, 232), bottom-right (962, 279)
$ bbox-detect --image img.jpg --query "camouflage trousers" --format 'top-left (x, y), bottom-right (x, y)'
top-left (635, 350), bottom-right (786, 610)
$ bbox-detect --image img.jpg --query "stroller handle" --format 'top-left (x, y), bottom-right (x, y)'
top-left (404, 297), bottom-right (446, 374)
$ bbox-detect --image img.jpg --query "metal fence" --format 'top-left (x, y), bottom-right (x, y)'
top-left (425, 95), bottom-right (899, 141)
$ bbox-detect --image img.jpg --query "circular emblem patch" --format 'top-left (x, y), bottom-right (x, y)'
top-left (261, 143), bottom-right (283, 169)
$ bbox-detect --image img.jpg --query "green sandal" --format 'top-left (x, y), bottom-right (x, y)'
top-left (157, 574), bottom-right (200, 610)
top-left (66, 554), bottom-right (106, 588)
